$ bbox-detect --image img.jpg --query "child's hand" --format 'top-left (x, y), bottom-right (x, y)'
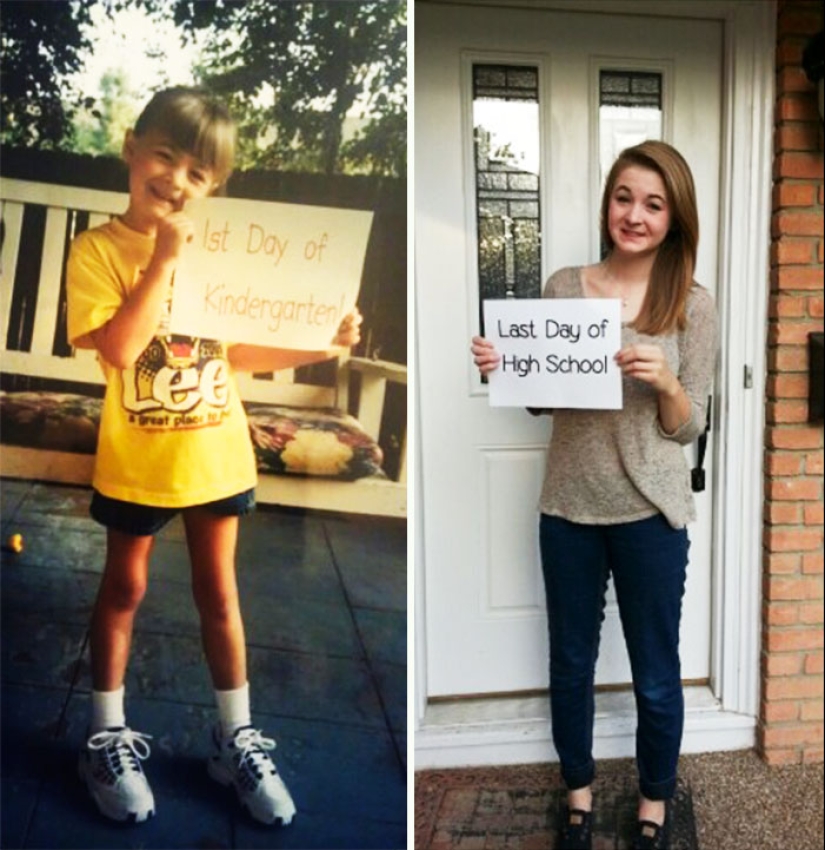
top-left (471, 335), bottom-right (501, 374)
top-left (154, 210), bottom-right (195, 263)
top-left (333, 308), bottom-right (363, 348)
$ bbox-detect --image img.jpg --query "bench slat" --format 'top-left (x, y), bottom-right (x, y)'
top-left (0, 445), bottom-right (406, 516)
top-left (397, 434), bottom-right (408, 485)
top-left (358, 373), bottom-right (387, 440)
top-left (1, 200), bottom-right (24, 346)
top-left (1, 179), bottom-right (127, 215)
top-left (233, 375), bottom-right (335, 407)
top-left (1, 350), bottom-right (103, 384)
top-left (30, 208), bottom-right (68, 356)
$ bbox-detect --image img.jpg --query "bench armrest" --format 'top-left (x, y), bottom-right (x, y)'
top-left (337, 357), bottom-right (407, 481)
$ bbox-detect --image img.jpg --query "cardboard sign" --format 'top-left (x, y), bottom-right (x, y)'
top-left (169, 197), bottom-right (374, 349)
top-left (483, 298), bottom-right (623, 409)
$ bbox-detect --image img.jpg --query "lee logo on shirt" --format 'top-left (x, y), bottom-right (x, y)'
top-left (122, 336), bottom-right (230, 427)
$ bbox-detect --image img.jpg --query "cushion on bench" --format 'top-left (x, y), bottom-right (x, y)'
top-left (0, 392), bottom-right (101, 453)
top-left (0, 391), bottom-right (384, 481)
top-left (245, 403), bottom-right (384, 480)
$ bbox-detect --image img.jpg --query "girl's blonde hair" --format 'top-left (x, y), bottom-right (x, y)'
top-left (600, 140), bottom-right (699, 335)
top-left (134, 86), bottom-right (236, 187)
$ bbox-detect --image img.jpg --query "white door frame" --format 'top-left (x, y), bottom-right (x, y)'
top-left (414, 0), bottom-right (775, 768)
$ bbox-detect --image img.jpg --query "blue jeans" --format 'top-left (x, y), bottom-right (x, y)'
top-left (539, 513), bottom-right (689, 800)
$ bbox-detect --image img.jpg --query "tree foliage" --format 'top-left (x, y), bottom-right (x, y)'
top-left (0, 0), bottom-right (94, 148)
top-left (174, 0), bottom-right (407, 176)
top-left (72, 68), bottom-right (140, 157)
top-left (0, 0), bottom-right (406, 177)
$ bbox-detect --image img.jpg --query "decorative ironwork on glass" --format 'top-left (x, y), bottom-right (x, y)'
top-left (598, 70), bottom-right (663, 165)
top-left (472, 63), bottom-right (541, 327)
top-left (600, 70), bottom-right (662, 109)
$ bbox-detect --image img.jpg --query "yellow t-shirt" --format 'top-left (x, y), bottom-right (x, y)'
top-left (67, 218), bottom-right (257, 507)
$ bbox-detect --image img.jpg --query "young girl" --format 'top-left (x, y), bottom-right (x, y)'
top-left (67, 86), bottom-right (362, 826)
top-left (472, 141), bottom-right (718, 850)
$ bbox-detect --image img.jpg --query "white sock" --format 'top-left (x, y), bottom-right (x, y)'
top-left (215, 682), bottom-right (251, 737)
top-left (91, 686), bottom-right (126, 733)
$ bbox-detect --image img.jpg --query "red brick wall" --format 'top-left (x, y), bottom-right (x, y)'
top-left (761, 0), bottom-right (824, 766)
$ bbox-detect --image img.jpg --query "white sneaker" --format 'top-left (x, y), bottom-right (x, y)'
top-left (207, 725), bottom-right (296, 825)
top-left (78, 727), bottom-right (155, 822)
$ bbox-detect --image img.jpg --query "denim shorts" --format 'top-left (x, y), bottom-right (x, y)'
top-left (90, 488), bottom-right (256, 537)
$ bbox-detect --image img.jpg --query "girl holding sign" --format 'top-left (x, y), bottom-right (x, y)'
top-left (472, 141), bottom-right (717, 850)
top-left (67, 87), bottom-right (361, 827)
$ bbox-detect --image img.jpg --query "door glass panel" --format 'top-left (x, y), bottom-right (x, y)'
top-left (599, 69), bottom-right (663, 191)
top-left (598, 70), bottom-right (663, 256)
top-left (472, 64), bottom-right (541, 334)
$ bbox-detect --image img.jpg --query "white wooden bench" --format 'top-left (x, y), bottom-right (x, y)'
top-left (0, 178), bottom-right (406, 517)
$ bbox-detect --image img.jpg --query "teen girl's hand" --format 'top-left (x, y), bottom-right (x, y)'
top-left (616, 343), bottom-right (694, 434)
top-left (615, 343), bottom-right (679, 395)
top-left (471, 335), bottom-right (501, 374)
top-left (333, 308), bottom-right (363, 348)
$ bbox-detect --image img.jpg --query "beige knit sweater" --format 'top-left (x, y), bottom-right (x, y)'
top-left (538, 266), bottom-right (719, 529)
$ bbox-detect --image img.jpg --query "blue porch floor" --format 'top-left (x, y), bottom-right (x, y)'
top-left (1, 479), bottom-right (407, 849)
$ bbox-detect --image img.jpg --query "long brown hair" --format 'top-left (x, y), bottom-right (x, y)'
top-left (600, 141), bottom-right (699, 335)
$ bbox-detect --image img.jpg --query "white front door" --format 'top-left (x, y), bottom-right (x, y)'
top-left (416, 1), bottom-right (722, 698)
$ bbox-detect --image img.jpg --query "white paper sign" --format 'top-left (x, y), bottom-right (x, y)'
top-left (169, 197), bottom-right (374, 349)
top-left (483, 298), bottom-right (623, 409)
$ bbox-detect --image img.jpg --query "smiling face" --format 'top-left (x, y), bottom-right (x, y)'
top-left (121, 128), bottom-right (217, 234)
top-left (606, 165), bottom-right (672, 259)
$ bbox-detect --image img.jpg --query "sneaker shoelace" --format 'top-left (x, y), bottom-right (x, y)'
top-left (231, 728), bottom-right (278, 784)
top-left (87, 728), bottom-right (152, 778)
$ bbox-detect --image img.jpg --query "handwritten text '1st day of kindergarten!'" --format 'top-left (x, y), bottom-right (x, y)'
top-left (169, 197), bottom-right (374, 350)
top-left (483, 298), bottom-right (623, 409)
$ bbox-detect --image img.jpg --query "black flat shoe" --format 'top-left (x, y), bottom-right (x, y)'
top-left (556, 806), bottom-right (593, 850)
top-left (631, 804), bottom-right (670, 849)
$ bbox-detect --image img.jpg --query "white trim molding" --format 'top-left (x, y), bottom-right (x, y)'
top-left (416, 688), bottom-right (757, 769)
top-left (415, 0), bottom-right (774, 768)
top-left (711, 0), bottom-right (775, 722)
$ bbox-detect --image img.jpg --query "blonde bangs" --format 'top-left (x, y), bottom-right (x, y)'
top-left (189, 117), bottom-right (236, 186)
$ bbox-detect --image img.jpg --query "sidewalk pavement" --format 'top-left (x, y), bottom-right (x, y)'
top-left (1, 479), bottom-right (407, 849)
top-left (415, 750), bottom-right (824, 850)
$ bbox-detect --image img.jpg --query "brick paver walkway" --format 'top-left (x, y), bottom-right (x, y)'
top-left (415, 760), bottom-right (698, 850)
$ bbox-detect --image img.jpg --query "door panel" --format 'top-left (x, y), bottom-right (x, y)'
top-left (417, 2), bottom-right (721, 697)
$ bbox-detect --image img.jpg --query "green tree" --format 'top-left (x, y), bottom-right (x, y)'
top-left (175, 0), bottom-right (406, 176)
top-left (73, 68), bottom-right (140, 156)
top-left (0, 0), bottom-right (94, 148)
top-left (1, 0), bottom-right (406, 176)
